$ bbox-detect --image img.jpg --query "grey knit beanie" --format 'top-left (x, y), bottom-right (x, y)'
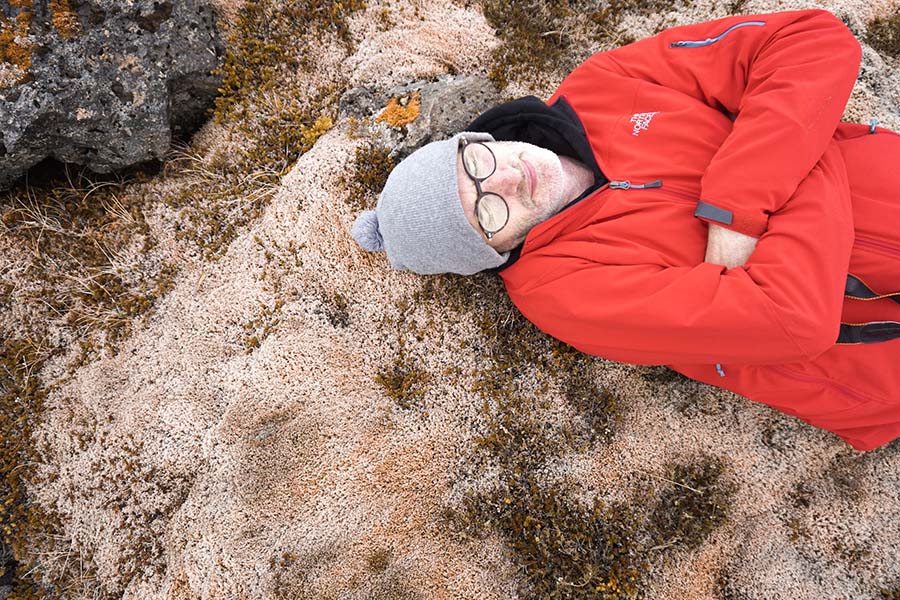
top-left (351, 131), bottom-right (509, 275)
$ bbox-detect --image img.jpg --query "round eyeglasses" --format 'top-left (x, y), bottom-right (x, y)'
top-left (459, 138), bottom-right (509, 240)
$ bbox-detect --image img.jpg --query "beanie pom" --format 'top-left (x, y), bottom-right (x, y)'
top-left (351, 210), bottom-right (384, 252)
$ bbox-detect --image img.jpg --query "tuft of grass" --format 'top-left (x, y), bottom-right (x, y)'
top-left (2, 167), bottom-right (178, 363)
top-left (866, 13), bottom-right (900, 59)
top-left (646, 455), bottom-right (735, 551)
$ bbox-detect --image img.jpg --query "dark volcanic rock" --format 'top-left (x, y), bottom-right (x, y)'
top-left (0, 0), bottom-right (224, 190)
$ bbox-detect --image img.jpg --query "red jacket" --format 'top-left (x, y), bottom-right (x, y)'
top-left (499, 9), bottom-right (900, 451)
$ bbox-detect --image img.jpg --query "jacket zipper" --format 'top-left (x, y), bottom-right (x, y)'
top-left (609, 179), bottom-right (662, 190)
top-left (609, 179), bottom-right (706, 204)
top-left (768, 364), bottom-right (874, 405)
top-left (669, 21), bottom-right (766, 48)
top-left (854, 234), bottom-right (900, 258)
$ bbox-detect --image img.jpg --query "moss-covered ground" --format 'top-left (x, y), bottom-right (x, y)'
top-left (0, 0), bottom-right (366, 595)
top-left (866, 12), bottom-right (900, 59)
top-left (7, 0), bottom-right (877, 596)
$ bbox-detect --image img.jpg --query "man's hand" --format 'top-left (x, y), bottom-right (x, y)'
top-left (704, 223), bottom-right (759, 268)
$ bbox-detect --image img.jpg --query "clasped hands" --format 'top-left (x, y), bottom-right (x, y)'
top-left (704, 223), bottom-right (759, 268)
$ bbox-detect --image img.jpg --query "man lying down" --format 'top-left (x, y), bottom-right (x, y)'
top-left (352, 9), bottom-right (900, 451)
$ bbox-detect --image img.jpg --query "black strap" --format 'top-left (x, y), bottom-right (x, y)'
top-left (837, 274), bottom-right (900, 344)
top-left (838, 321), bottom-right (900, 344)
top-left (845, 274), bottom-right (900, 303)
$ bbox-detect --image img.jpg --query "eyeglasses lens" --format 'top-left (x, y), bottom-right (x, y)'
top-left (463, 143), bottom-right (508, 235)
top-left (463, 143), bottom-right (496, 179)
top-left (477, 194), bottom-right (508, 233)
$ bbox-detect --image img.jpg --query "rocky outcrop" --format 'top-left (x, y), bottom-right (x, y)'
top-left (0, 0), bottom-right (224, 190)
top-left (339, 75), bottom-right (502, 156)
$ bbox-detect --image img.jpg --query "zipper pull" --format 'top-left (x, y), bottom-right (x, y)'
top-left (609, 179), bottom-right (663, 190)
top-left (715, 363), bottom-right (726, 377)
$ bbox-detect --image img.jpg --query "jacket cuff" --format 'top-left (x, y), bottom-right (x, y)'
top-left (694, 200), bottom-right (767, 238)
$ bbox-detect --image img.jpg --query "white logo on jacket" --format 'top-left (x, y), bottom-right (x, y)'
top-left (630, 111), bottom-right (659, 136)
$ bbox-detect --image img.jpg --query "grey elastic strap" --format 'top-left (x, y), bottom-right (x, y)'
top-left (694, 201), bottom-right (733, 225)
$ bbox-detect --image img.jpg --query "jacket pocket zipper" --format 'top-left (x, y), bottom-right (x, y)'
top-left (768, 364), bottom-right (874, 406)
top-left (669, 20), bottom-right (766, 48)
top-left (854, 234), bottom-right (900, 258)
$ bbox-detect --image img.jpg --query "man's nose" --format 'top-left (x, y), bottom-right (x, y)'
top-left (486, 162), bottom-right (522, 197)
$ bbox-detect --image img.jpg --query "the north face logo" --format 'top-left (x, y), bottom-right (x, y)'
top-left (630, 111), bottom-right (659, 136)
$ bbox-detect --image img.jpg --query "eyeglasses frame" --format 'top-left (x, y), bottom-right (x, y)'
top-left (459, 137), bottom-right (510, 241)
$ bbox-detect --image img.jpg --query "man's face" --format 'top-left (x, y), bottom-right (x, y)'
top-left (456, 141), bottom-right (565, 253)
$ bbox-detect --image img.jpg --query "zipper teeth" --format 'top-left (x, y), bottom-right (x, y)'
top-left (855, 235), bottom-right (900, 257)
top-left (670, 20), bottom-right (766, 48)
top-left (768, 365), bottom-right (874, 405)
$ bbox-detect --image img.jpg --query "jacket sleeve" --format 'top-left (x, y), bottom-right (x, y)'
top-left (500, 143), bottom-right (854, 366)
top-left (561, 9), bottom-right (861, 238)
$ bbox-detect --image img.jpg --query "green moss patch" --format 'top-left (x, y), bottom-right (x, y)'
top-left (412, 273), bottom-right (643, 596)
top-left (320, 292), bottom-right (350, 328)
top-left (242, 299), bottom-right (285, 353)
top-left (646, 455), bottom-right (735, 551)
top-left (866, 13), bottom-right (900, 59)
top-left (344, 142), bottom-right (395, 213)
top-left (161, 0), bottom-right (366, 263)
top-left (0, 339), bottom-right (52, 599)
top-left (2, 169), bottom-right (177, 363)
top-left (442, 478), bottom-right (644, 599)
top-left (375, 354), bottom-right (430, 409)
top-left (480, 0), bottom-right (687, 90)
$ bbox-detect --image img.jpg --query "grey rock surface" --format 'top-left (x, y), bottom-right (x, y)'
top-left (340, 75), bottom-right (502, 157)
top-left (0, 0), bottom-right (224, 190)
